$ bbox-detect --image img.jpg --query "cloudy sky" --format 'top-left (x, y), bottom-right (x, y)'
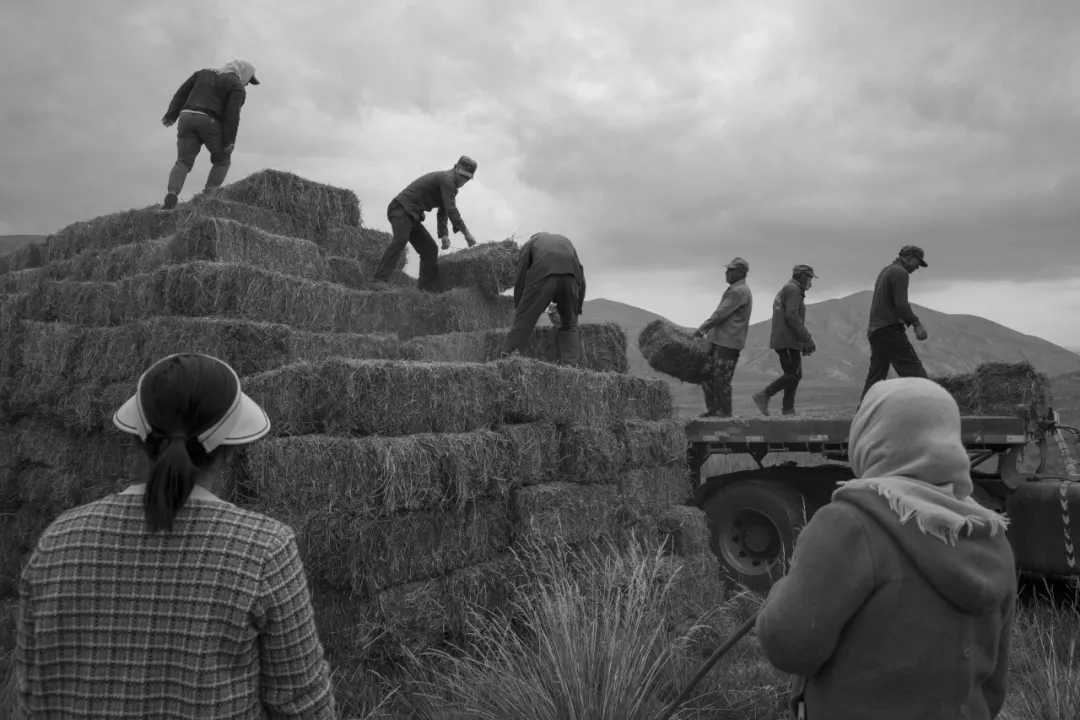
top-left (3, 0), bottom-right (1080, 345)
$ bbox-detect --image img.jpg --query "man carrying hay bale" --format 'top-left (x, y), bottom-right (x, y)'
top-left (372, 156), bottom-right (479, 292)
top-left (500, 232), bottom-right (586, 365)
top-left (860, 245), bottom-right (930, 401)
top-left (752, 264), bottom-right (818, 417)
top-left (160, 58), bottom-right (260, 210)
top-left (692, 257), bottom-right (754, 417)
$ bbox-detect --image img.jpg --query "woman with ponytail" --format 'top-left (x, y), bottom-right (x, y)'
top-left (14, 353), bottom-right (336, 719)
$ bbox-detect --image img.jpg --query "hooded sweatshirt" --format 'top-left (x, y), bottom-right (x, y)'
top-left (755, 377), bottom-right (1017, 720)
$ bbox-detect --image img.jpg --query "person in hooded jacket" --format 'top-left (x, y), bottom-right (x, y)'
top-left (160, 59), bottom-right (260, 210)
top-left (754, 377), bottom-right (1017, 720)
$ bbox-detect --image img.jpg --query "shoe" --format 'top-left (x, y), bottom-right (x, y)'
top-left (163, 192), bottom-right (178, 210)
top-left (782, 409), bottom-right (796, 416)
top-left (752, 392), bottom-right (770, 416)
top-left (699, 411), bottom-right (718, 418)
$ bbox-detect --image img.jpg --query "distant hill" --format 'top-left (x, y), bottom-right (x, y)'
top-left (584, 291), bottom-right (1080, 385)
top-left (0, 235), bottom-right (44, 255)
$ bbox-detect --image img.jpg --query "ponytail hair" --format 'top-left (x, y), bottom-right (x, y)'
top-left (141, 436), bottom-right (210, 532)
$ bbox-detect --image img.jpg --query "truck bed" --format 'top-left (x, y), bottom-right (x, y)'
top-left (687, 414), bottom-right (1029, 452)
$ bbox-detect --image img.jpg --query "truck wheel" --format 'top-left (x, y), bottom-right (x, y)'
top-left (702, 479), bottom-right (809, 593)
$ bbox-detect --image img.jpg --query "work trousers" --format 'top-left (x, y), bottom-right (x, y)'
top-left (501, 274), bottom-right (582, 366)
top-left (373, 200), bottom-right (440, 291)
top-left (701, 343), bottom-right (740, 417)
top-left (860, 324), bottom-right (928, 399)
top-left (167, 112), bottom-right (231, 194)
top-left (763, 348), bottom-right (803, 412)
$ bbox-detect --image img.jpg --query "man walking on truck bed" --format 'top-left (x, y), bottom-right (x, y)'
top-left (373, 157), bottom-right (479, 292)
top-left (160, 59), bottom-right (260, 210)
top-left (752, 264), bottom-right (817, 417)
top-left (500, 232), bottom-right (586, 366)
top-left (860, 245), bottom-right (930, 400)
top-left (693, 257), bottom-right (753, 418)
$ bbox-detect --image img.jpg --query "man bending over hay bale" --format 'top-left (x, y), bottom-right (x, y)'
top-left (860, 245), bottom-right (930, 402)
top-left (160, 58), bottom-right (260, 210)
top-left (500, 232), bottom-right (586, 366)
top-left (692, 257), bottom-right (753, 418)
top-left (372, 156), bottom-right (479, 292)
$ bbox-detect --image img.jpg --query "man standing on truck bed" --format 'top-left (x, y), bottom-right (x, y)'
top-left (860, 245), bottom-right (930, 400)
top-left (752, 264), bottom-right (817, 417)
top-left (372, 157), bottom-right (479, 292)
top-left (693, 257), bottom-right (753, 418)
top-left (500, 232), bottom-right (586, 365)
top-left (161, 59), bottom-right (260, 210)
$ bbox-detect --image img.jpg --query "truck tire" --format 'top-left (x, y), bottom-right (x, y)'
top-left (702, 479), bottom-right (809, 593)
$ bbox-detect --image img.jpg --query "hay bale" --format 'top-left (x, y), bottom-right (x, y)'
top-left (3, 262), bottom-right (515, 337)
top-left (219, 169), bottom-right (361, 231)
top-left (511, 482), bottom-right (627, 547)
top-left (654, 505), bottom-right (712, 557)
top-left (2, 419), bottom-right (143, 487)
top-left (166, 216), bottom-right (331, 279)
top-left (0, 267), bottom-right (48, 295)
top-left (501, 421), bottom-right (561, 486)
top-left (320, 226), bottom-right (404, 276)
top-left (560, 419), bottom-right (688, 484)
top-left (618, 419), bottom-right (688, 468)
top-left (620, 465), bottom-right (691, 515)
top-left (0, 509), bottom-right (53, 595)
top-left (242, 430), bottom-right (541, 514)
top-left (254, 497), bottom-right (512, 596)
top-left (436, 239), bottom-right (519, 297)
top-left (932, 362), bottom-right (1052, 416)
top-left (498, 355), bottom-right (675, 424)
top-left (32, 207), bottom-right (180, 269)
top-left (638, 318), bottom-right (711, 384)
top-left (244, 359), bottom-right (505, 437)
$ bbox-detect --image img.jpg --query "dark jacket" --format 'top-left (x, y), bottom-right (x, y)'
top-left (164, 69), bottom-right (247, 147)
top-left (867, 259), bottom-right (920, 336)
top-left (755, 493), bottom-right (1016, 720)
top-left (769, 279), bottom-right (812, 350)
top-left (699, 280), bottom-right (753, 350)
top-left (513, 233), bottom-right (586, 314)
top-left (393, 170), bottom-right (469, 240)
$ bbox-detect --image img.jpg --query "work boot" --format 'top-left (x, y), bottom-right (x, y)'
top-left (163, 191), bottom-right (178, 210)
top-left (752, 391), bottom-right (770, 416)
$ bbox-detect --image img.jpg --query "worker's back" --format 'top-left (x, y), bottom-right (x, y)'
top-left (526, 232), bottom-right (583, 284)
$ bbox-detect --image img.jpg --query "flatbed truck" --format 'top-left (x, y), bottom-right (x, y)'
top-left (685, 403), bottom-right (1080, 592)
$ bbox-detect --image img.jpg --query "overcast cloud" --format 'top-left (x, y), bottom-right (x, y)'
top-left (3, 0), bottom-right (1079, 344)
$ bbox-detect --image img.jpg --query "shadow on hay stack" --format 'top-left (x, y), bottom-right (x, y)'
top-left (638, 318), bottom-right (712, 384)
top-left (0, 169), bottom-right (715, 716)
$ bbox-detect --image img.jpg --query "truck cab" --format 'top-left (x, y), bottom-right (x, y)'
top-left (685, 403), bottom-right (1079, 592)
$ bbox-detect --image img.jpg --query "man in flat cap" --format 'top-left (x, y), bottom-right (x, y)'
top-left (860, 245), bottom-right (930, 400)
top-left (693, 257), bottom-right (754, 418)
top-left (373, 156), bottom-right (479, 292)
top-left (753, 264), bottom-right (818, 416)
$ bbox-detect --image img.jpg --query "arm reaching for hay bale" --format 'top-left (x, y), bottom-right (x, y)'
top-left (436, 172), bottom-right (469, 243)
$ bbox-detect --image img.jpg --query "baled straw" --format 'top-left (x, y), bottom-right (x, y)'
top-left (510, 482), bottom-right (628, 547)
top-left (25, 207), bottom-right (180, 270)
top-left (497, 355), bottom-right (675, 425)
top-left (619, 464), bottom-right (690, 516)
top-left (0, 267), bottom-right (49, 295)
top-left (3, 262), bottom-right (515, 337)
top-left (219, 168), bottom-right (362, 231)
top-left (500, 421), bottom-right (561, 486)
top-left (243, 358), bottom-right (505, 437)
top-left (638, 317), bottom-right (712, 384)
top-left (5, 419), bottom-right (143, 483)
top-left (560, 419), bottom-right (688, 484)
top-left (654, 505), bottom-right (712, 557)
top-left (242, 429), bottom-right (546, 515)
top-left (320, 226), bottom-right (405, 276)
top-left (932, 361), bottom-right (1052, 416)
top-left (436, 239), bottom-right (519, 297)
top-left (1, 507), bottom-right (54, 592)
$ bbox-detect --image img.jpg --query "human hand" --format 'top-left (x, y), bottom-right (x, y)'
top-left (440, 236), bottom-right (451, 250)
top-left (223, 143), bottom-right (235, 154)
top-left (914, 323), bottom-right (928, 341)
top-left (804, 339), bottom-right (816, 355)
top-left (162, 116), bottom-right (175, 128)
top-left (464, 231), bottom-right (476, 247)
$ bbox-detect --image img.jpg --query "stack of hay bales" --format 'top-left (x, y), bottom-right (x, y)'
top-left (0, 169), bottom-right (714, 712)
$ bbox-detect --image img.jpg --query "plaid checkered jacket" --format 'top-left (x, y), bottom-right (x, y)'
top-left (14, 485), bottom-right (337, 719)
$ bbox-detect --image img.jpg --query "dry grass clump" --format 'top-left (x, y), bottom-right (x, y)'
top-left (219, 169), bottom-right (362, 231)
top-left (1, 262), bottom-right (514, 338)
top-left (498, 356), bottom-right (675, 425)
top-left (436, 240), bottom-right (519, 297)
top-left (244, 359), bottom-right (506, 437)
top-left (933, 362), bottom-right (1052, 416)
top-left (638, 318), bottom-right (712, 384)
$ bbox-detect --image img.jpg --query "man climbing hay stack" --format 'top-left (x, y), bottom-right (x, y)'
top-left (373, 156), bottom-right (479, 292)
top-left (501, 232), bottom-right (587, 366)
top-left (693, 257), bottom-right (753, 418)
